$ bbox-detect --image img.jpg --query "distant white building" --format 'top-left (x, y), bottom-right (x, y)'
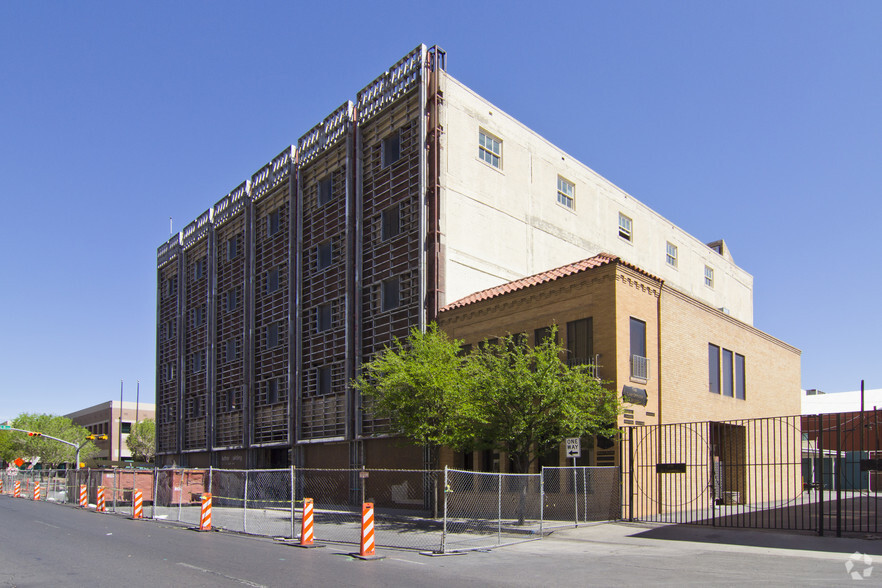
top-left (802, 388), bottom-right (882, 414)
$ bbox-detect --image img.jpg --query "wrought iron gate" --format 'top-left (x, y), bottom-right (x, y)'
top-left (622, 411), bottom-right (882, 536)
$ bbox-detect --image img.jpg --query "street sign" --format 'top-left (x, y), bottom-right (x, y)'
top-left (0, 425), bottom-right (10, 430)
top-left (565, 437), bottom-right (581, 459)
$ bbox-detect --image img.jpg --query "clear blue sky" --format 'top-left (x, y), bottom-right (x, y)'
top-left (2, 1), bottom-right (879, 421)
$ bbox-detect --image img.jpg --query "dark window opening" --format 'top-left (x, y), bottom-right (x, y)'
top-left (381, 204), bottom-right (400, 240)
top-left (722, 348), bottom-right (734, 397)
top-left (709, 344), bottom-right (720, 394)
top-left (317, 303), bottom-right (331, 332)
top-left (267, 209), bottom-right (281, 237)
top-left (566, 318), bottom-right (593, 366)
top-left (317, 366), bottom-right (332, 396)
top-left (382, 132), bottom-right (401, 167)
top-left (267, 267), bottom-right (280, 294)
top-left (381, 277), bottom-right (400, 311)
top-left (267, 322), bottom-right (280, 349)
top-left (318, 175), bottom-right (333, 206)
top-left (227, 235), bottom-right (240, 261)
top-left (317, 241), bottom-right (332, 270)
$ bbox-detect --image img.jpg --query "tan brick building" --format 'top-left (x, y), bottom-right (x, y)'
top-left (438, 252), bottom-right (801, 471)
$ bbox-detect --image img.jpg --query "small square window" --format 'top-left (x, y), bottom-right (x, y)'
top-left (267, 267), bottom-right (280, 294)
top-left (267, 209), bottom-right (281, 237)
top-left (381, 204), bottom-right (400, 241)
top-left (618, 213), bottom-right (633, 242)
top-left (381, 277), bottom-right (400, 312)
top-left (227, 235), bottom-right (240, 261)
top-left (267, 322), bottom-right (280, 349)
top-left (317, 303), bottom-right (331, 333)
top-left (317, 366), bottom-right (332, 396)
top-left (382, 132), bottom-right (401, 167)
top-left (318, 175), bottom-right (333, 206)
top-left (666, 242), bottom-right (678, 268)
top-left (557, 177), bottom-right (575, 209)
top-left (317, 241), bottom-right (332, 270)
top-left (479, 130), bottom-right (501, 169)
top-left (704, 265), bottom-right (715, 288)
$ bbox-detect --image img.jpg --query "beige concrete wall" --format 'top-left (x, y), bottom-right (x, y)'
top-left (440, 73), bottom-right (754, 324)
top-left (659, 285), bottom-right (801, 423)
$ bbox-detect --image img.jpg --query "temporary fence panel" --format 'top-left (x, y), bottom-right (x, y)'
top-left (541, 466), bottom-right (621, 529)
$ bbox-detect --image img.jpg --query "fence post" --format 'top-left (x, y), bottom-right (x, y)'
top-left (817, 413), bottom-right (824, 536)
top-left (152, 467), bottom-right (159, 520)
top-left (291, 465), bottom-right (297, 539)
top-left (243, 470), bottom-right (249, 534)
top-left (497, 472), bottom-right (502, 546)
top-left (628, 427), bottom-right (635, 522)
top-left (836, 412), bottom-right (842, 537)
top-left (441, 466), bottom-right (448, 554)
top-left (539, 467), bottom-right (544, 538)
top-left (573, 466), bottom-right (579, 528)
top-left (208, 466), bottom-right (213, 494)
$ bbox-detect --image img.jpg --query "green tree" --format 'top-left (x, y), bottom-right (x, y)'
top-left (3, 413), bottom-right (98, 468)
top-left (353, 324), bottom-right (478, 467)
top-left (126, 419), bottom-right (156, 463)
top-left (353, 323), bottom-right (620, 475)
top-left (468, 328), bottom-right (620, 474)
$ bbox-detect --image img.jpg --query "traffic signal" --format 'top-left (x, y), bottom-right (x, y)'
top-left (85, 434), bottom-right (108, 440)
top-left (27, 431), bottom-right (42, 437)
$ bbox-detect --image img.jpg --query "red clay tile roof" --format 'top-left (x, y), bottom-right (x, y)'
top-left (439, 253), bottom-right (658, 312)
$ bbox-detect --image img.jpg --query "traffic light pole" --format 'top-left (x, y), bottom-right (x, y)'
top-left (0, 427), bottom-right (101, 469)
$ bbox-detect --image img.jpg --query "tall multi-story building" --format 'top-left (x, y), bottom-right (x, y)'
top-left (156, 44), bottom-right (759, 469)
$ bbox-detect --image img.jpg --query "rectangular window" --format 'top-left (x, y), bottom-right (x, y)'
top-left (317, 303), bottom-right (331, 332)
top-left (192, 305), bottom-right (205, 327)
top-left (478, 130), bottom-right (501, 168)
top-left (225, 288), bottom-right (238, 312)
top-left (708, 344), bottom-right (720, 394)
top-left (267, 209), bottom-right (281, 237)
top-left (381, 277), bottom-right (400, 311)
top-left (382, 132), bottom-right (401, 167)
top-left (381, 204), bottom-right (400, 241)
top-left (535, 326), bottom-right (555, 347)
top-left (121, 422), bottom-right (132, 435)
top-left (267, 322), bottom-right (279, 349)
top-left (317, 241), bottom-right (332, 270)
top-left (722, 348), bottom-right (734, 397)
top-left (666, 242), bottom-right (678, 268)
top-left (227, 388), bottom-right (240, 411)
top-left (267, 267), bottom-right (280, 294)
top-left (735, 353), bottom-right (746, 400)
top-left (566, 318), bottom-right (593, 366)
top-left (165, 362), bottom-right (175, 382)
top-left (194, 257), bottom-right (206, 280)
top-left (618, 213), bottom-right (633, 242)
top-left (267, 378), bottom-right (279, 405)
top-left (557, 176), bottom-right (575, 209)
top-left (165, 277), bottom-right (177, 299)
top-left (225, 339), bottom-right (237, 363)
top-left (705, 265), bottom-right (714, 288)
top-left (165, 320), bottom-right (175, 341)
top-left (318, 175), bottom-right (333, 206)
top-left (191, 350), bottom-right (204, 373)
top-left (317, 366), bottom-right (331, 396)
top-left (630, 317), bottom-right (648, 379)
top-left (227, 235), bottom-right (240, 261)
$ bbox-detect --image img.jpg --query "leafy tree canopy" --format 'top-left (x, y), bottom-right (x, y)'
top-left (353, 323), bottom-right (620, 472)
top-left (2, 413), bottom-right (98, 468)
top-left (126, 419), bottom-right (155, 463)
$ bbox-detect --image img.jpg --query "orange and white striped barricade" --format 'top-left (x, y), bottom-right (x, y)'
top-left (294, 497), bottom-right (323, 548)
top-left (0, 479), bottom-right (3, 493)
top-left (351, 502), bottom-right (384, 560)
top-left (198, 493), bottom-right (212, 531)
top-left (33, 481), bottom-right (41, 501)
top-left (132, 489), bottom-right (143, 519)
top-left (79, 484), bottom-right (88, 508)
top-left (13, 481), bottom-right (21, 498)
top-left (96, 486), bottom-right (106, 512)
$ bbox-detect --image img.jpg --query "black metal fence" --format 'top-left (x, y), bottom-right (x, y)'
top-left (622, 411), bottom-right (882, 536)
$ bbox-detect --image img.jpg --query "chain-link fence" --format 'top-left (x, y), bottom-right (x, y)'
top-left (1, 465), bottom-right (622, 552)
top-left (541, 466), bottom-right (621, 529)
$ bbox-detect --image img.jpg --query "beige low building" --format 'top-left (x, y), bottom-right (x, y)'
top-left (65, 401), bottom-right (155, 464)
top-left (438, 252), bottom-right (801, 472)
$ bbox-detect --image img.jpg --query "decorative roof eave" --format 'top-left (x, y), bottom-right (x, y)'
top-left (439, 253), bottom-right (661, 312)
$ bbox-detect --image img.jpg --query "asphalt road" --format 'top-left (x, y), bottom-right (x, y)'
top-left (1, 495), bottom-right (878, 587)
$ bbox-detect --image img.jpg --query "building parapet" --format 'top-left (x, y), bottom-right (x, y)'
top-left (251, 146), bottom-right (295, 203)
top-left (182, 209), bottom-right (213, 249)
top-left (298, 101), bottom-right (354, 166)
top-left (213, 180), bottom-right (250, 227)
top-left (356, 44), bottom-right (424, 123)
